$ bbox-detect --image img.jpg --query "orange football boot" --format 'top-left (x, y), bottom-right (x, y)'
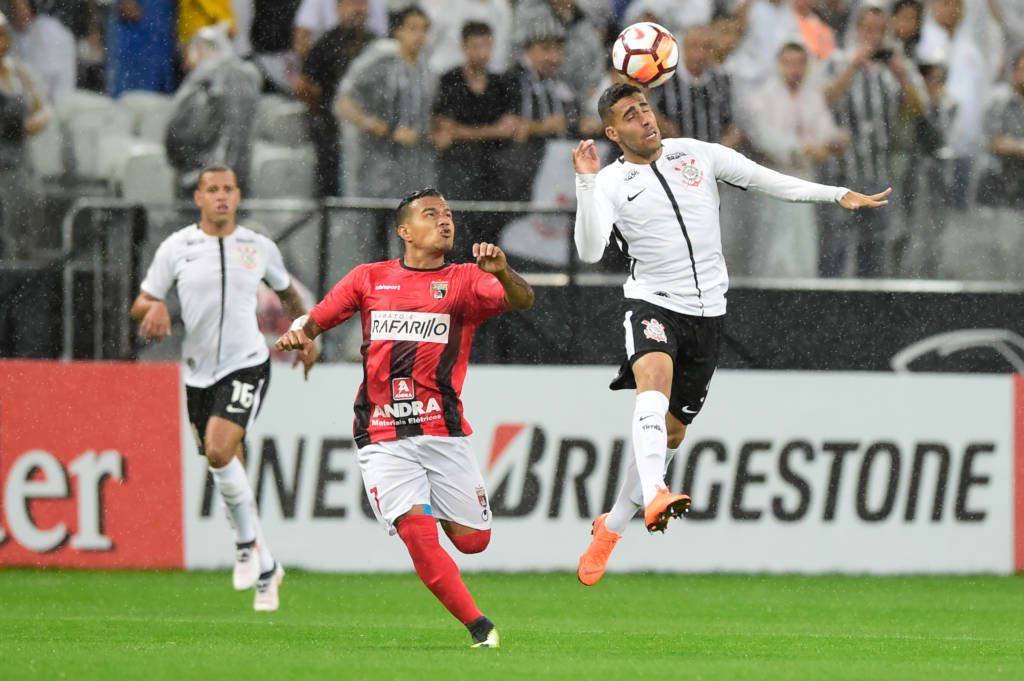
top-left (577, 513), bottom-right (622, 586)
top-left (643, 486), bottom-right (691, 533)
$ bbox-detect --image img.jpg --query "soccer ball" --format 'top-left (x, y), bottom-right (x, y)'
top-left (611, 22), bottom-right (679, 88)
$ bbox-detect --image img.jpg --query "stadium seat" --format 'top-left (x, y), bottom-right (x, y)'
top-left (256, 96), bottom-right (309, 146)
top-left (118, 145), bottom-right (176, 206)
top-left (249, 142), bottom-right (315, 198)
top-left (27, 119), bottom-right (64, 179)
top-left (65, 109), bottom-right (133, 180)
top-left (97, 133), bottom-right (141, 182)
top-left (117, 90), bottom-right (174, 141)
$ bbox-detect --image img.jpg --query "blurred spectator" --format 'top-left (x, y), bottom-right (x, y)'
top-left (38, 0), bottom-right (105, 91)
top-left (292, 0), bottom-right (385, 59)
top-left (7, 0), bottom-right (75, 101)
top-left (295, 0), bottom-right (374, 196)
top-left (621, 0), bottom-right (713, 40)
top-left (432, 20), bottom-right (518, 257)
top-left (230, 0), bottom-right (252, 56)
top-left (740, 0), bottom-right (798, 80)
top-left (890, 0), bottom-right (923, 59)
top-left (249, 0), bottom-right (302, 93)
top-left (896, 61), bottom-right (956, 278)
top-left (792, 0), bottom-right (835, 61)
top-left (710, 6), bottom-right (746, 68)
top-left (513, 0), bottom-right (604, 105)
top-left (105, 0), bottom-right (175, 96)
top-left (503, 14), bottom-right (578, 202)
top-left (814, 0), bottom-right (853, 41)
top-left (336, 5), bottom-right (436, 199)
top-left (420, 0), bottom-right (512, 75)
top-left (746, 41), bottom-right (847, 277)
top-left (977, 48), bottom-right (1024, 279)
top-left (988, 0), bottom-right (1024, 52)
top-left (651, 24), bottom-right (742, 147)
top-left (916, 0), bottom-right (989, 209)
top-left (178, 0), bottom-right (236, 51)
top-left (821, 5), bottom-right (920, 277)
top-left (165, 23), bottom-right (261, 197)
top-left (0, 11), bottom-right (48, 260)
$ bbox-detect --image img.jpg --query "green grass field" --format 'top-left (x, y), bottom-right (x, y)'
top-left (2, 570), bottom-right (1023, 680)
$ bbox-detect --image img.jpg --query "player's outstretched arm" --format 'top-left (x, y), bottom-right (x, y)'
top-left (839, 187), bottom-right (892, 210)
top-left (473, 242), bottom-right (535, 310)
top-left (573, 139), bottom-right (602, 174)
top-left (276, 284), bottom-right (320, 379)
top-left (130, 291), bottom-right (172, 342)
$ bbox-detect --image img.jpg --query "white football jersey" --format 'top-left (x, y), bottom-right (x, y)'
top-left (575, 138), bottom-right (849, 316)
top-left (140, 224), bottom-right (290, 388)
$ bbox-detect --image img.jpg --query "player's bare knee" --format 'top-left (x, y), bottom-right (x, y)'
top-left (448, 529), bottom-right (491, 554)
top-left (204, 443), bottom-right (235, 468)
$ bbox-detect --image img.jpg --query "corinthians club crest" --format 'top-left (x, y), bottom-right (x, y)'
top-left (674, 158), bottom-right (704, 187)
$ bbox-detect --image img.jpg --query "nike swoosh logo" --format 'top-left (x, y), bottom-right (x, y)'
top-left (681, 406), bottom-right (698, 414)
top-left (638, 414), bottom-right (656, 421)
top-left (627, 189), bottom-right (646, 201)
top-left (226, 405), bottom-right (247, 413)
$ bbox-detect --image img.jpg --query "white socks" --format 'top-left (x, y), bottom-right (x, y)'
top-left (605, 443), bottom-right (681, 535)
top-left (210, 458), bottom-right (274, 573)
top-left (631, 390), bottom-right (670, 507)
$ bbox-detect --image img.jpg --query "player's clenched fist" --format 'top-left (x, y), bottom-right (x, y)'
top-left (275, 329), bottom-right (308, 352)
top-left (473, 242), bottom-right (508, 274)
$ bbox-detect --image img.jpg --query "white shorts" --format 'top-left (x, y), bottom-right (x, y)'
top-left (357, 435), bottom-right (492, 535)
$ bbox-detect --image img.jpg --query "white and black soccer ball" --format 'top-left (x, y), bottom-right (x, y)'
top-left (611, 22), bottom-right (679, 88)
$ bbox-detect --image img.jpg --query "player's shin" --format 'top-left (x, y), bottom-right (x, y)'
top-left (210, 458), bottom-right (259, 544)
top-left (211, 458), bottom-right (275, 574)
top-left (397, 514), bottom-right (483, 624)
top-left (631, 390), bottom-right (670, 506)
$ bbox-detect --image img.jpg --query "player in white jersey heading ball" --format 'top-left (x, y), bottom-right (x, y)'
top-left (572, 82), bottom-right (890, 586)
top-left (130, 165), bottom-right (317, 610)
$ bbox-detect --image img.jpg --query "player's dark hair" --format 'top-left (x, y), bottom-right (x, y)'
top-left (462, 20), bottom-right (492, 42)
top-left (597, 82), bottom-right (643, 124)
top-left (778, 41), bottom-right (808, 60)
top-left (396, 186), bottom-right (444, 224)
top-left (389, 4), bottom-right (428, 37)
top-left (891, 0), bottom-right (923, 17)
top-left (196, 164), bottom-right (236, 189)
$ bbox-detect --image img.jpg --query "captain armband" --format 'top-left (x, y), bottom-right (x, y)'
top-left (289, 314), bottom-right (309, 332)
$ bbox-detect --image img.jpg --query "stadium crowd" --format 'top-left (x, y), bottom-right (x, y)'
top-left (1, 0), bottom-right (1023, 280)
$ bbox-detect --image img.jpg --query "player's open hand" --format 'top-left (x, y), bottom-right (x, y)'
top-left (139, 301), bottom-right (172, 342)
top-left (573, 139), bottom-right (601, 174)
top-left (839, 187), bottom-right (892, 210)
top-left (473, 242), bottom-right (508, 274)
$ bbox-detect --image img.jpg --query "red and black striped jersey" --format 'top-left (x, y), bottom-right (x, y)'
top-left (310, 259), bottom-right (509, 448)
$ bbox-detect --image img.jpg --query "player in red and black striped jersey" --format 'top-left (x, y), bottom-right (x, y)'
top-left (275, 187), bottom-right (533, 648)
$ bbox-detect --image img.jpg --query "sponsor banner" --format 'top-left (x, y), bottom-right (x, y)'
top-left (184, 365), bottom-right (1016, 574)
top-left (0, 360), bottom-right (183, 568)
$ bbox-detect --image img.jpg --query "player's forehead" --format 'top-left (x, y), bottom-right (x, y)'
top-left (611, 93), bottom-right (650, 118)
top-left (410, 195), bottom-right (450, 214)
top-left (198, 170), bottom-right (238, 190)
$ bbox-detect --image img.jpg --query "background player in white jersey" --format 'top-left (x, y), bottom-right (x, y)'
top-left (572, 82), bottom-right (890, 586)
top-left (130, 165), bottom-right (317, 611)
top-left (274, 187), bottom-right (534, 648)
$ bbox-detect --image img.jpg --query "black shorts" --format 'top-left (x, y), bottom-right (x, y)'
top-left (186, 360), bottom-right (271, 454)
top-left (609, 300), bottom-right (723, 425)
